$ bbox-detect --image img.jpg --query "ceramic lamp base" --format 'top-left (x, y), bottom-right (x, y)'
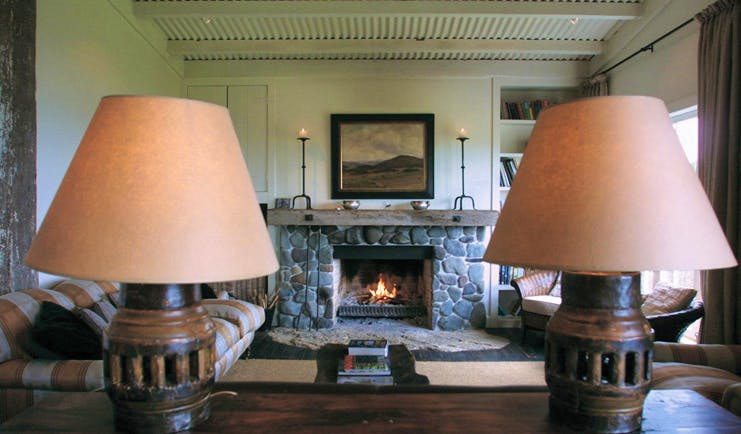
top-left (545, 271), bottom-right (653, 433)
top-left (104, 283), bottom-right (215, 433)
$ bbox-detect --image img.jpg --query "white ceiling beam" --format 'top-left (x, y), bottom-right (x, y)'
top-left (134, 1), bottom-right (641, 20)
top-left (169, 39), bottom-right (603, 57)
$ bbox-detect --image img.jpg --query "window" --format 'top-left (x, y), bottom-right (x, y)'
top-left (641, 107), bottom-right (701, 343)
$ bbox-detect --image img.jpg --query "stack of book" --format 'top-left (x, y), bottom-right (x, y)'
top-left (337, 339), bottom-right (393, 385)
top-left (348, 339), bottom-right (389, 357)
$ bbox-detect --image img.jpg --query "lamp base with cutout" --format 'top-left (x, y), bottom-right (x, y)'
top-left (104, 283), bottom-right (215, 433)
top-left (545, 271), bottom-right (653, 433)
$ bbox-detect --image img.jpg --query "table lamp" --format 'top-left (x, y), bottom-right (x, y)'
top-left (25, 95), bottom-right (279, 433)
top-left (484, 96), bottom-right (736, 433)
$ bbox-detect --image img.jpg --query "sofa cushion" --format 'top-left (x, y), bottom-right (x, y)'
top-left (653, 342), bottom-right (741, 375)
top-left (52, 280), bottom-right (118, 309)
top-left (30, 302), bottom-right (102, 360)
top-left (91, 300), bottom-right (117, 322)
top-left (722, 383), bottom-right (741, 416)
top-left (652, 362), bottom-right (741, 405)
top-left (73, 308), bottom-right (108, 337)
top-left (641, 282), bottom-right (696, 316)
top-left (522, 295), bottom-right (562, 317)
top-left (202, 299), bottom-right (265, 335)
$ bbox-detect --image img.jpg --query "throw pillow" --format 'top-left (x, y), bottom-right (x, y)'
top-left (641, 282), bottom-right (697, 316)
top-left (202, 284), bottom-right (218, 299)
top-left (30, 301), bottom-right (102, 360)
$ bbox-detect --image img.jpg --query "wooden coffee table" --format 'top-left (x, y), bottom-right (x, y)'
top-left (314, 343), bottom-right (430, 384)
top-left (3, 385), bottom-right (739, 433)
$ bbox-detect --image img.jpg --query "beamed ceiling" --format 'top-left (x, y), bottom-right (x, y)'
top-left (131, 0), bottom-right (644, 63)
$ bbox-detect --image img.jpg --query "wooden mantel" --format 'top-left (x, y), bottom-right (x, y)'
top-left (267, 209), bottom-right (499, 226)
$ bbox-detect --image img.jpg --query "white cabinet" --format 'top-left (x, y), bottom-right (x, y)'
top-left (187, 85), bottom-right (269, 195)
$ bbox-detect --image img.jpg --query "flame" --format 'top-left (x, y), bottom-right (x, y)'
top-left (367, 275), bottom-right (397, 304)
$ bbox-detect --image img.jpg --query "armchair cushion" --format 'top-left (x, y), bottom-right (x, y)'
top-left (521, 295), bottom-right (561, 317)
top-left (641, 282), bottom-right (696, 316)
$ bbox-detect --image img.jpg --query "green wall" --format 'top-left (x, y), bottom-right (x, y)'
top-left (36, 0), bottom-right (183, 285)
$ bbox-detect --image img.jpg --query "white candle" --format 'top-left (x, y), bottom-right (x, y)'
top-left (457, 128), bottom-right (468, 139)
top-left (298, 128), bottom-right (309, 139)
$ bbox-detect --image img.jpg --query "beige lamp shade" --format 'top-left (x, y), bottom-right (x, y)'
top-left (26, 95), bottom-right (278, 283)
top-left (484, 96), bottom-right (736, 272)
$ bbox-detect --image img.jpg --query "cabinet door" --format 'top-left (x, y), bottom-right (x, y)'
top-left (228, 85), bottom-right (269, 194)
top-left (187, 86), bottom-right (227, 107)
top-left (187, 85), bottom-right (269, 194)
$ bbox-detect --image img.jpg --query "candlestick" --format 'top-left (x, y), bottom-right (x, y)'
top-left (292, 133), bottom-right (312, 209)
top-left (452, 132), bottom-right (475, 210)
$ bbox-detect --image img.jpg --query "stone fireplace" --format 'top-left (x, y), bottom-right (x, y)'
top-left (267, 209), bottom-right (498, 331)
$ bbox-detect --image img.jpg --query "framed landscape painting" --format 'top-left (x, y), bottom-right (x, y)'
top-left (331, 113), bottom-right (434, 199)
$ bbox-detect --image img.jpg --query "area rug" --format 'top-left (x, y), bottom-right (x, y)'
top-left (266, 318), bottom-right (509, 352)
top-left (221, 359), bottom-right (546, 387)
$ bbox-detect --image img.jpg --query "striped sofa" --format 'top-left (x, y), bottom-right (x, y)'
top-left (652, 342), bottom-right (741, 416)
top-left (0, 280), bottom-right (264, 422)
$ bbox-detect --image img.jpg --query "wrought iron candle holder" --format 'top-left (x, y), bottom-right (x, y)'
top-left (453, 131), bottom-right (475, 210)
top-left (292, 131), bottom-right (312, 209)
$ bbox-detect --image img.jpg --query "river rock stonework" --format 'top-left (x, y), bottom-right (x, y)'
top-left (276, 225), bottom-right (489, 331)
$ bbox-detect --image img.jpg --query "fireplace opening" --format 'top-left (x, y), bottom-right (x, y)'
top-left (333, 246), bottom-right (432, 319)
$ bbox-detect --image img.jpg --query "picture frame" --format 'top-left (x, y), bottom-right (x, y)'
top-left (331, 113), bottom-right (434, 199)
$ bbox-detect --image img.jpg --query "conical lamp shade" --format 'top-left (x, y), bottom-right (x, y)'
top-left (26, 95), bottom-right (278, 283)
top-left (484, 96), bottom-right (736, 271)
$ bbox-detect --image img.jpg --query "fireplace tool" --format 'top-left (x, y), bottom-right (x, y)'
top-left (292, 130), bottom-right (312, 209)
top-left (452, 131), bottom-right (475, 210)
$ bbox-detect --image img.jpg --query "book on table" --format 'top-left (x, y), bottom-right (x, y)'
top-left (348, 339), bottom-right (389, 357)
top-left (338, 355), bottom-right (391, 376)
top-left (337, 374), bottom-right (394, 385)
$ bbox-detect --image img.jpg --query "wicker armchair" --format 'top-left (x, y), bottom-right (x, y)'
top-left (510, 270), bottom-right (561, 342)
top-left (648, 300), bottom-right (705, 342)
top-left (511, 271), bottom-right (705, 343)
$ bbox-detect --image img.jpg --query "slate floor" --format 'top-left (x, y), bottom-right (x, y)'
top-left (247, 327), bottom-right (545, 362)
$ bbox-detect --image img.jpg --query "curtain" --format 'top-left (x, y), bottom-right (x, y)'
top-left (580, 74), bottom-right (609, 97)
top-left (696, 0), bottom-right (741, 344)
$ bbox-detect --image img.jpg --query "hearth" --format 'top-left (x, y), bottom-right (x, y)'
top-left (335, 246), bottom-right (431, 319)
top-left (267, 209), bottom-right (498, 331)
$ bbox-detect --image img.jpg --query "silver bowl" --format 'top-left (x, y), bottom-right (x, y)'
top-left (342, 200), bottom-right (360, 210)
top-left (410, 200), bottom-right (430, 210)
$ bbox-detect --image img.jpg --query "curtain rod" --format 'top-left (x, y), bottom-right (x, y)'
top-left (596, 17), bottom-right (694, 77)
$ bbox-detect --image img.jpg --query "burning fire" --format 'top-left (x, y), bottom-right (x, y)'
top-left (365, 275), bottom-right (398, 304)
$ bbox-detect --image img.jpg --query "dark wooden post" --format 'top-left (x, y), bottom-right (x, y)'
top-left (0, 0), bottom-right (37, 294)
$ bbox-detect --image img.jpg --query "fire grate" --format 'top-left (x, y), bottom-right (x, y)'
top-left (338, 304), bottom-right (426, 318)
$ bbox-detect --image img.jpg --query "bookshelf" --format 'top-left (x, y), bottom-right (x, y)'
top-left (498, 86), bottom-right (578, 208)
top-left (492, 84), bottom-right (579, 325)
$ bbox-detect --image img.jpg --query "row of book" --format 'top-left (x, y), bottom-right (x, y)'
top-left (500, 157), bottom-right (519, 187)
top-left (337, 339), bottom-right (393, 385)
top-left (499, 265), bottom-right (525, 285)
top-left (501, 99), bottom-right (554, 120)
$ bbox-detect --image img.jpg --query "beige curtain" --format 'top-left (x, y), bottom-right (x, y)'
top-left (580, 74), bottom-right (609, 97)
top-left (696, 0), bottom-right (740, 344)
